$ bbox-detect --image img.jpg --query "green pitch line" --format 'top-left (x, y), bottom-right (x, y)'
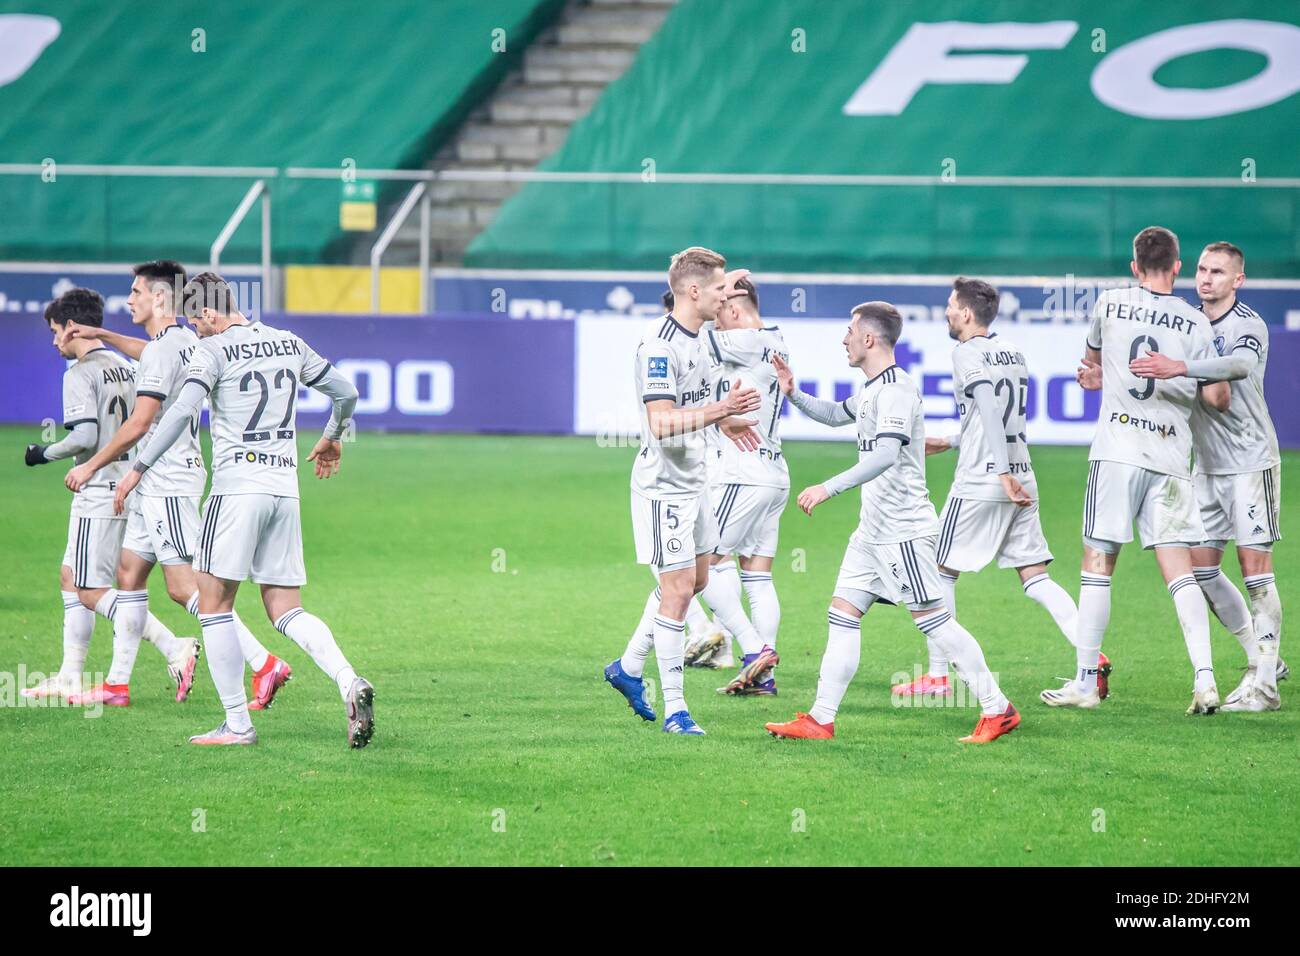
top-left (0, 427), bottom-right (1295, 866)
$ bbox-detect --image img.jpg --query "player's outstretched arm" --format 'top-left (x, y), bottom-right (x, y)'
top-left (25, 422), bottom-right (97, 466)
top-left (305, 366), bottom-right (359, 479)
top-left (645, 378), bottom-right (760, 441)
top-left (118, 380), bottom-right (206, 513)
top-left (924, 435), bottom-right (955, 456)
top-left (65, 395), bottom-right (161, 492)
top-left (1130, 350), bottom-right (1257, 383)
top-left (783, 371), bottom-right (855, 427)
top-left (65, 325), bottom-right (149, 361)
top-left (797, 435), bottom-right (903, 515)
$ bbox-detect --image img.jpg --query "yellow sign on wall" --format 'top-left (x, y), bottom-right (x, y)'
top-left (340, 181), bottom-right (377, 231)
top-left (284, 265), bottom-right (422, 314)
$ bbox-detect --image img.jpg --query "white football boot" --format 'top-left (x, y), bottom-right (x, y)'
top-left (684, 628), bottom-right (725, 668)
top-left (1040, 680), bottom-right (1100, 709)
top-left (1186, 685), bottom-right (1221, 716)
top-left (20, 673), bottom-right (81, 700)
top-left (1221, 683), bottom-right (1280, 712)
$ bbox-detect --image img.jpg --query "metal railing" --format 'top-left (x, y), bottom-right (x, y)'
top-left (3, 163), bottom-right (1299, 315)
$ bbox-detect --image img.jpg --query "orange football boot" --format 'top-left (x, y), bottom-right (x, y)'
top-left (249, 655), bottom-right (292, 711)
top-left (958, 702), bottom-right (1020, 744)
top-left (891, 673), bottom-right (952, 697)
top-left (1097, 652), bottom-right (1112, 700)
top-left (765, 712), bottom-right (834, 740)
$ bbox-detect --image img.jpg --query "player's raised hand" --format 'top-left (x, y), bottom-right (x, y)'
top-left (999, 472), bottom-right (1032, 507)
top-left (113, 469), bottom-right (140, 514)
top-left (723, 268), bottom-right (752, 298)
top-left (1129, 351), bottom-right (1185, 380)
top-left (307, 437), bottom-right (342, 479)
top-left (796, 484), bottom-right (830, 516)
top-left (924, 436), bottom-right (952, 457)
top-left (65, 462), bottom-right (95, 491)
top-left (722, 378), bottom-right (761, 416)
top-left (770, 353), bottom-right (794, 395)
top-left (720, 416), bottom-right (761, 451)
top-left (1076, 356), bottom-right (1102, 391)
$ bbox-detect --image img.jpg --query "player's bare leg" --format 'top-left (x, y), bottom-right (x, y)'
top-left (188, 571), bottom-right (257, 745)
top-left (1042, 545), bottom-right (1116, 709)
top-left (1153, 545), bottom-right (1219, 714)
top-left (261, 585), bottom-right (370, 747)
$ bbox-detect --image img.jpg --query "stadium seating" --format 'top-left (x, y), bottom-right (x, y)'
top-left (467, 0), bottom-right (1300, 276)
top-left (0, 0), bottom-right (564, 263)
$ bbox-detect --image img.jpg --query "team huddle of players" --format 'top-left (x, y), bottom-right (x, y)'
top-left (605, 228), bottom-right (1284, 741)
top-left (22, 263), bottom-right (374, 748)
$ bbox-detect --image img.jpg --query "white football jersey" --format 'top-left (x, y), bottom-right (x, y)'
top-left (631, 314), bottom-right (714, 499)
top-left (948, 333), bottom-right (1037, 501)
top-left (63, 347), bottom-right (136, 518)
top-left (704, 325), bottom-right (790, 489)
top-left (1087, 286), bottom-right (1217, 479)
top-left (183, 322), bottom-right (332, 498)
top-left (1191, 299), bottom-right (1280, 476)
top-left (136, 324), bottom-right (206, 498)
top-left (849, 365), bottom-right (939, 544)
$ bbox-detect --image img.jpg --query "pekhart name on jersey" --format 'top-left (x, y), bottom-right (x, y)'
top-left (1103, 302), bottom-right (1196, 335)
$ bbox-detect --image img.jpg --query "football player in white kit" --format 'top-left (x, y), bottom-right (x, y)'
top-left (1126, 242), bottom-right (1285, 712)
top-left (604, 247), bottom-right (763, 735)
top-left (115, 272), bottom-right (372, 747)
top-left (62, 261), bottom-right (288, 710)
top-left (22, 290), bottom-right (198, 703)
top-left (698, 276), bottom-right (788, 695)
top-left (914, 278), bottom-right (1088, 698)
top-left (1046, 226), bottom-right (1231, 715)
top-left (765, 302), bottom-right (1020, 744)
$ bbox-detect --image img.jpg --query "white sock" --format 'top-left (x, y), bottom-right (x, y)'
top-left (653, 615), bottom-right (687, 716)
top-left (739, 570), bottom-right (780, 648)
top-left (702, 563), bottom-right (762, 655)
top-left (621, 588), bottom-right (659, 678)
top-left (917, 609), bottom-right (1008, 715)
top-left (928, 572), bottom-right (958, 677)
top-left (274, 607), bottom-right (356, 699)
top-left (1023, 572), bottom-right (1079, 647)
top-left (1169, 574), bottom-right (1214, 690)
top-left (1245, 573), bottom-right (1282, 690)
top-left (198, 612), bottom-right (252, 733)
top-left (1194, 566), bottom-right (1256, 664)
top-left (1075, 573), bottom-right (1110, 692)
top-left (58, 590), bottom-right (94, 683)
top-left (106, 589), bottom-right (149, 685)
top-left (187, 592), bottom-right (269, 671)
top-left (810, 607), bottom-right (861, 725)
top-left (684, 596), bottom-right (712, 637)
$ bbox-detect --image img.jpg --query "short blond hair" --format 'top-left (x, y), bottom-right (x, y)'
top-left (668, 246), bottom-right (726, 294)
top-left (1202, 241), bottom-right (1244, 270)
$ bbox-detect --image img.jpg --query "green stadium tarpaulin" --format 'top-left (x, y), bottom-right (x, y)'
top-left (468, 0), bottom-right (1300, 276)
top-left (0, 0), bottom-right (561, 263)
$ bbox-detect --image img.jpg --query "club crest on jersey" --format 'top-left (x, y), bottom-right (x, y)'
top-left (665, 537), bottom-right (682, 555)
top-left (1214, 335), bottom-right (1226, 355)
top-left (648, 357), bottom-right (668, 378)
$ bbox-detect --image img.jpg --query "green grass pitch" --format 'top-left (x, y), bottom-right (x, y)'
top-left (1, 424), bottom-right (1296, 866)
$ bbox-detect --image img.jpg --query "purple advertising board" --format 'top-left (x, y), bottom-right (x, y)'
top-left (0, 314), bottom-right (574, 435)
